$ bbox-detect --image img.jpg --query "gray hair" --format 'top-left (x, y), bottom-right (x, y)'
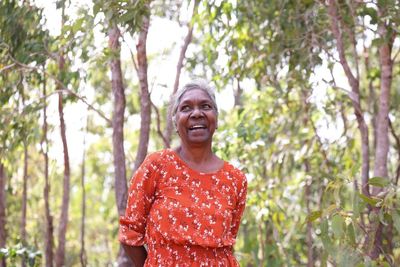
top-left (170, 79), bottom-right (219, 128)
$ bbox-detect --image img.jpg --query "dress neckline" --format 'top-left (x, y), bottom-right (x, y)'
top-left (168, 149), bottom-right (227, 176)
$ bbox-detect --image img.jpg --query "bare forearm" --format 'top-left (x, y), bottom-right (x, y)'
top-left (122, 244), bottom-right (147, 267)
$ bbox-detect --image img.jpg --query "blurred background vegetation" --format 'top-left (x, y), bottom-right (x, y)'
top-left (0, 0), bottom-right (399, 266)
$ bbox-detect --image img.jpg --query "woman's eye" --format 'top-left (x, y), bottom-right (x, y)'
top-left (180, 105), bottom-right (191, 112)
top-left (202, 104), bottom-right (212, 109)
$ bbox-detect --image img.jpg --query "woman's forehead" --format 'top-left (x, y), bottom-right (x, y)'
top-left (179, 89), bottom-right (212, 103)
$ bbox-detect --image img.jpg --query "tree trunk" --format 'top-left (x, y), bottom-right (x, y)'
top-left (55, 6), bottom-right (71, 261)
top-left (164, 0), bottom-right (199, 147)
top-left (372, 6), bottom-right (393, 189)
top-left (55, 67), bottom-right (71, 267)
top-left (42, 70), bottom-right (54, 267)
top-left (108, 25), bottom-right (131, 267)
top-left (369, 5), bottom-right (395, 259)
top-left (0, 162), bottom-right (6, 267)
top-left (326, 0), bottom-right (370, 198)
top-left (134, 15), bottom-right (151, 171)
top-left (21, 143), bottom-right (28, 243)
top-left (21, 142), bottom-right (28, 267)
top-left (304, 162), bottom-right (314, 267)
top-left (109, 25), bottom-right (128, 216)
top-left (233, 78), bottom-right (243, 107)
top-left (363, 36), bottom-right (378, 152)
top-left (326, 0), bottom-right (378, 259)
top-left (80, 115), bottom-right (88, 267)
top-left (21, 89), bottom-right (28, 260)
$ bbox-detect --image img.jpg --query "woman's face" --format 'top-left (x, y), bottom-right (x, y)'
top-left (175, 88), bottom-right (218, 146)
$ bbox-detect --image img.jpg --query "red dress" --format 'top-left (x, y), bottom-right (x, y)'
top-left (119, 149), bottom-right (247, 266)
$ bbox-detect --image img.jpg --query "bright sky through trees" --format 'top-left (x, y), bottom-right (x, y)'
top-left (32, 0), bottom-right (346, 168)
top-left (33, 0), bottom-right (237, 167)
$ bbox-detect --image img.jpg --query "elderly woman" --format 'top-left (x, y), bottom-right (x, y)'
top-left (119, 80), bottom-right (247, 266)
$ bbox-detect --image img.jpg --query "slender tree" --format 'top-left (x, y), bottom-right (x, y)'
top-left (0, 163), bottom-right (6, 267)
top-left (108, 24), bottom-right (130, 267)
top-left (21, 92), bottom-right (28, 267)
top-left (369, 4), bottom-right (396, 259)
top-left (41, 68), bottom-right (54, 267)
top-left (21, 141), bottom-right (27, 242)
top-left (304, 162), bottom-right (314, 267)
top-left (80, 112), bottom-right (88, 267)
top-left (55, 3), bottom-right (71, 266)
top-left (326, 0), bottom-right (370, 198)
top-left (134, 14), bottom-right (151, 171)
top-left (21, 140), bottom-right (28, 267)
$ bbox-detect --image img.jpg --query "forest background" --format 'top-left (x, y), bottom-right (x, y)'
top-left (0, 0), bottom-right (399, 266)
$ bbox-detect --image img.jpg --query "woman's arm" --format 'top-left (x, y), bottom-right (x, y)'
top-left (122, 244), bottom-right (147, 267)
top-left (119, 152), bottom-right (162, 265)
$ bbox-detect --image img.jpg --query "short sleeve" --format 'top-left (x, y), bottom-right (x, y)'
top-left (119, 152), bottom-right (161, 246)
top-left (230, 170), bottom-right (247, 238)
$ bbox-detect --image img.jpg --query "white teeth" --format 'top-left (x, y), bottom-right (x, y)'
top-left (190, 125), bottom-right (205, 129)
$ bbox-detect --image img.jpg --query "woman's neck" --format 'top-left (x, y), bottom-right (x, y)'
top-left (175, 145), bottom-right (224, 174)
top-left (176, 145), bottom-right (214, 164)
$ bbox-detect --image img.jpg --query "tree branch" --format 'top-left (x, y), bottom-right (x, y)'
top-left (0, 63), bottom-right (16, 73)
top-left (342, 0), bottom-right (360, 80)
top-left (8, 55), bottom-right (112, 126)
top-left (120, 33), bottom-right (139, 74)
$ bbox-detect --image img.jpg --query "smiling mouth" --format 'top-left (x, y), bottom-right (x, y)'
top-left (189, 125), bottom-right (207, 131)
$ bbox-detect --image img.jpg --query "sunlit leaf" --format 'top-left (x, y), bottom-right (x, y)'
top-left (358, 193), bottom-right (380, 206)
top-left (306, 210), bottom-right (322, 222)
top-left (368, 176), bottom-right (390, 187)
top-left (323, 204), bottom-right (337, 217)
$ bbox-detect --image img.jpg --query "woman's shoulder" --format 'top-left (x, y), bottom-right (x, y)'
top-left (223, 161), bottom-right (247, 181)
top-left (143, 149), bottom-right (175, 164)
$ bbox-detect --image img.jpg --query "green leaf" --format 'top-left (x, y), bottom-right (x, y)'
top-left (72, 17), bottom-right (84, 33)
top-left (323, 204), bottom-right (337, 217)
top-left (378, 208), bottom-right (388, 225)
top-left (359, 6), bottom-right (378, 24)
top-left (331, 214), bottom-right (344, 239)
top-left (337, 246), bottom-right (362, 267)
top-left (347, 222), bottom-right (356, 247)
top-left (368, 176), bottom-right (390, 187)
top-left (353, 192), bottom-right (360, 218)
top-left (320, 219), bottom-right (333, 251)
top-left (358, 193), bottom-right (380, 206)
top-left (119, 10), bottom-right (137, 24)
top-left (306, 210), bottom-right (322, 222)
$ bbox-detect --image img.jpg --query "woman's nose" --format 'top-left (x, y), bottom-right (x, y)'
top-left (190, 107), bottom-right (204, 118)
